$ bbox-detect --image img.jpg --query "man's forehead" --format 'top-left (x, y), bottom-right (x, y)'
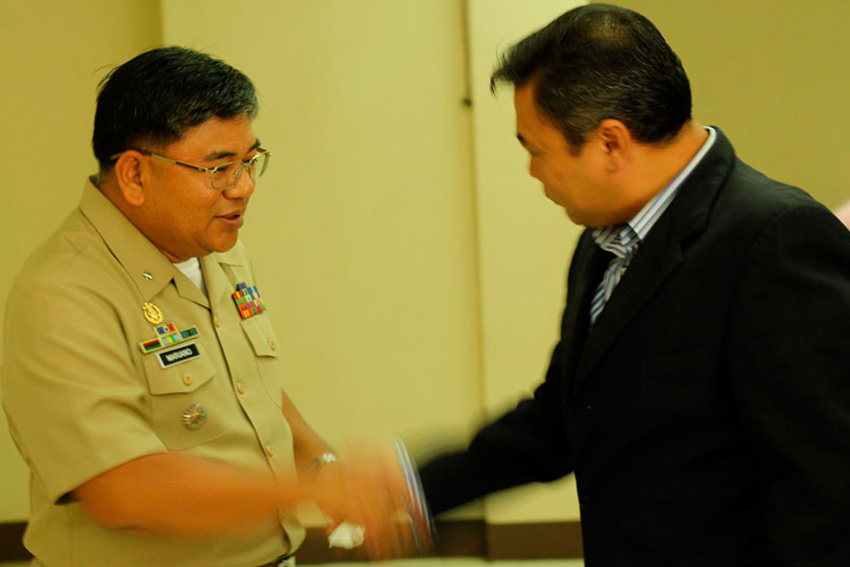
top-left (514, 89), bottom-right (559, 150)
top-left (166, 115), bottom-right (258, 159)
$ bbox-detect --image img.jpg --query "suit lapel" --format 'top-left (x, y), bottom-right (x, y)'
top-left (570, 127), bottom-right (737, 394)
top-left (574, 216), bottom-right (684, 388)
top-left (560, 236), bottom-right (612, 394)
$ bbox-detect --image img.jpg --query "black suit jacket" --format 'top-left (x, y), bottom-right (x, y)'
top-left (419, 129), bottom-right (850, 566)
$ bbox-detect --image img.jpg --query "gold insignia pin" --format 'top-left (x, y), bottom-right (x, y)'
top-left (182, 403), bottom-right (207, 430)
top-left (142, 302), bottom-right (164, 325)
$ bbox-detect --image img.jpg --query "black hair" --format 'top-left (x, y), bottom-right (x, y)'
top-left (491, 4), bottom-right (691, 150)
top-left (92, 46), bottom-right (258, 169)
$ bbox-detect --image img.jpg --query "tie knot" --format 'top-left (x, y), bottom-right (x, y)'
top-left (592, 225), bottom-right (639, 259)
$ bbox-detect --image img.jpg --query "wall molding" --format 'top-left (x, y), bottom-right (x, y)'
top-left (486, 521), bottom-right (584, 559)
top-left (0, 519), bottom-right (582, 563)
top-left (0, 522), bottom-right (28, 562)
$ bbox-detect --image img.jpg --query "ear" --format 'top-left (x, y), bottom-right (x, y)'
top-left (595, 119), bottom-right (632, 171)
top-left (112, 151), bottom-right (148, 207)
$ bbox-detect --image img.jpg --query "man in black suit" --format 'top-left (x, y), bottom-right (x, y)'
top-left (418, 4), bottom-right (850, 566)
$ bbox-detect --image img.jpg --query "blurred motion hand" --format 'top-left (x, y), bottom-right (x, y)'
top-left (308, 440), bottom-right (431, 559)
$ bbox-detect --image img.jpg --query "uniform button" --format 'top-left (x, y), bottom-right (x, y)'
top-left (265, 445), bottom-right (275, 457)
top-left (268, 339), bottom-right (277, 351)
top-left (579, 494), bottom-right (591, 510)
top-left (183, 374), bottom-right (193, 386)
top-left (236, 382), bottom-right (245, 395)
top-left (214, 317), bottom-right (221, 328)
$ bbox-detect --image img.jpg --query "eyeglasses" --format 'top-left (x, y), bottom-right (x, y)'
top-left (110, 147), bottom-right (270, 190)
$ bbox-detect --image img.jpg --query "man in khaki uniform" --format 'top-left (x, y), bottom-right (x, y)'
top-left (1, 47), bottom-right (417, 567)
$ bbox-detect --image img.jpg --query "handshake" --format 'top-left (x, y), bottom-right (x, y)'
top-left (304, 438), bottom-right (433, 560)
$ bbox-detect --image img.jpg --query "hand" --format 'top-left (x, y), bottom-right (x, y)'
top-left (308, 441), bottom-right (430, 559)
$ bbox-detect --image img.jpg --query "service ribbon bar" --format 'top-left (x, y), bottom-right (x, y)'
top-left (232, 282), bottom-right (266, 320)
top-left (138, 323), bottom-right (200, 354)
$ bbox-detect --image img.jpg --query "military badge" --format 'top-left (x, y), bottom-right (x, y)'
top-left (182, 403), bottom-right (207, 430)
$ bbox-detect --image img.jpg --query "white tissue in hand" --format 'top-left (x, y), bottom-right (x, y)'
top-left (328, 521), bottom-right (365, 549)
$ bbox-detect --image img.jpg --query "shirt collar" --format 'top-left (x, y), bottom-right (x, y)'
top-left (593, 126), bottom-right (717, 250)
top-left (79, 177), bottom-right (178, 301)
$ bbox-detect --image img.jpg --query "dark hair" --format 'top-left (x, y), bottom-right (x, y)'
top-left (491, 4), bottom-right (691, 150)
top-left (92, 46), bottom-right (258, 169)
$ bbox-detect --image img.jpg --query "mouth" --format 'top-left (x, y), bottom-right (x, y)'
top-left (216, 211), bottom-right (245, 228)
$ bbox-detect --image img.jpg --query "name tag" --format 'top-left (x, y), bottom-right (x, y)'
top-left (157, 343), bottom-right (201, 368)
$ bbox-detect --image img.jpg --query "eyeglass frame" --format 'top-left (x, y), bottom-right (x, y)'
top-left (109, 147), bottom-right (270, 191)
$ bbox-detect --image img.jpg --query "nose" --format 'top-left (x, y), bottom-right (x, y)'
top-left (527, 157), bottom-right (540, 181)
top-left (223, 166), bottom-right (255, 199)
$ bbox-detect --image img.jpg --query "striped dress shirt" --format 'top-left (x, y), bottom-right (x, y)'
top-left (589, 127), bottom-right (717, 325)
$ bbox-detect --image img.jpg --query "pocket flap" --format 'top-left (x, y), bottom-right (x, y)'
top-left (241, 315), bottom-right (281, 358)
top-left (144, 342), bottom-right (216, 395)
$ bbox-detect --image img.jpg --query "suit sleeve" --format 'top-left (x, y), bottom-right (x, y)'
top-left (729, 202), bottom-right (850, 565)
top-left (417, 232), bottom-right (603, 516)
top-left (418, 341), bottom-right (574, 515)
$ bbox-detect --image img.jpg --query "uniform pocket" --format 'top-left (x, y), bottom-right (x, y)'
top-left (143, 343), bottom-right (227, 450)
top-left (241, 314), bottom-right (281, 358)
top-left (240, 315), bottom-right (285, 406)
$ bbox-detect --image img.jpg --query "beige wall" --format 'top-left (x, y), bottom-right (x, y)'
top-left (600, 0), bottom-right (850, 208)
top-left (0, 0), bottom-right (162, 522)
top-left (466, 0), bottom-right (585, 524)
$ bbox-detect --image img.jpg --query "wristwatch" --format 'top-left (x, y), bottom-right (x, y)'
top-left (310, 452), bottom-right (339, 475)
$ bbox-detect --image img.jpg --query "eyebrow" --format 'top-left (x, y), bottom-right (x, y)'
top-left (203, 139), bottom-right (262, 162)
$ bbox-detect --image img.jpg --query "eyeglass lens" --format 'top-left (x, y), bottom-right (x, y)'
top-left (211, 152), bottom-right (269, 190)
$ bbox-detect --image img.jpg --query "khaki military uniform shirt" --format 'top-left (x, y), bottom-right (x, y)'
top-left (1, 180), bottom-right (305, 567)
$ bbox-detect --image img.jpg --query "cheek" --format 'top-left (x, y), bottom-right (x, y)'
top-left (531, 159), bottom-right (558, 186)
top-left (544, 166), bottom-right (571, 195)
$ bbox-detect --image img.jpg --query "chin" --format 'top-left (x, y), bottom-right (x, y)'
top-left (216, 242), bottom-right (239, 253)
top-left (209, 237), bottom-right (240, 254)
top-left (564, 210), bottom-right (604, 228)
top-left (562, 206), bottom-right (583, 224)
